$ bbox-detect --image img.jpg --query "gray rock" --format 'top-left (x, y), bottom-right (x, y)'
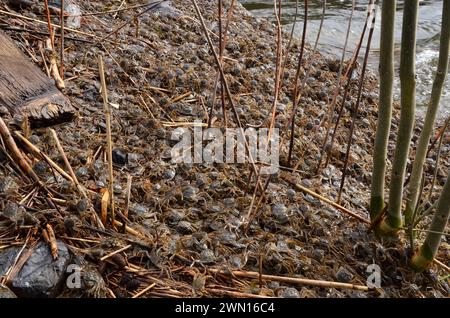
top-left (0, 241), bottom-right (72, 297)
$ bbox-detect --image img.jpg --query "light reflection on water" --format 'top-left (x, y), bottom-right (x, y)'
top-left (239, 0), bottom-right (449, 118)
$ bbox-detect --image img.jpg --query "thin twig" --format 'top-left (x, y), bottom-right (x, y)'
top-left (59, 0), bottom-right (65, 78)
top-left (282, 173), bottom-right (370, 224)
top-left (98, 54), bottom-right (115, 227)
top-left (49, 128), bottom-right (86, 198)
top-left (337, 3), bottom-right (378, 203)
top-left (210, 268), bottom-right (369, 291)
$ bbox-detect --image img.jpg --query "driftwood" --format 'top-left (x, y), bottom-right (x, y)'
top-left (0, 30), bottom-right (74, 127)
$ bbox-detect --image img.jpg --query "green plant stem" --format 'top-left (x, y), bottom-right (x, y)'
top-left (370, 0), bottom-right (396, 222)
top-left (404, 0), bottom-right (450, 226)
top-left (410, 170), bottom-right (450, 272)
top-left (380, 0), bottom-right (419, 235)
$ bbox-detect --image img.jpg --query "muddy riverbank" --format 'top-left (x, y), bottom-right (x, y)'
top-left (0, 0), bottom-right (448, 298)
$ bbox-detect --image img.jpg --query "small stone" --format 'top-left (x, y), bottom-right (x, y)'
top-left (0, 177), bottom-right (18, 194)
top-left (335, 266), bottom-right (354, 283)
top-left (272, 203), bottom-right (288, 224)
top-left (280, 287), bottom-right (299, 298)
top-left (112, 149), bottom-right (128, 166)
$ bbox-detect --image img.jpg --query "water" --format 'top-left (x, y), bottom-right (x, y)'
top-left (239, 0), bottom-right (450, 118)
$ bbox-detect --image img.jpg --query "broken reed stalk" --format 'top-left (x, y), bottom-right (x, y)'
top-left (337, 3), bottom-right (377, 204)
top-left (0, 118), bottom-right (40, 184)
top-left (282, 173), bottom-right (370, 224)
top-left (428, 120), bottom-right (449, 200)
top-left (207, 0), bottom-right (236, 128)
top-left (218, 0), bottom-right (227, 127)
top-left (322, 1), bottom-right (373, 170)
top-left (191, 0), bottom-right (264, 193)
top-left (246, 0), bottom-right (284, 226)
top-left (316, 0), bottom-right (355, 173)
top-left (404, 0), bottom-right (450, 226)
top-left (426, 115), bottom-right (450, 158)
top-left (98, 54), bottom-right (115, 227)
top-left (49, 128), bottom-right (86, 198)
top-left (0, 9), bottom-right (102, 40)
top-left (287, 0), bottom-right (326, 167)
top-left (46, 39), bottom-right (65, 89)
top-left (410, 169), bottom-right (450, 272)
top-left (380, 0), bottom-right (419, 235)
top-left (288, 0), bottom-right (327, 167)
top-left (287, 0), bottom-right (308, 165)
top-left (88, 1), bottom-right (166, 50)
top-left (280, 0), bottom-right (299, 82)
top-left (45, 223), bottom-right (58, 260)
top-left (370, 0), bottom-right (397, 222)
top-left (209, 268), bottom-right (369, 291)
top-left (132, 283), bottom-right (156, 298)
top-left (44, 0), bottom-right (55, 50)
top-left (269, 0), bottom-right (283, 133)
top-left (100, 244), bottom-right (132, 261)
top-left (14, 132), bottom-right (72, 182)
top-left (59, 0), bottom-right (65, 78)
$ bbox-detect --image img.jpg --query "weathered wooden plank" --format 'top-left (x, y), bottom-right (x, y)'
top-left (0, 30), bottom-right (74, 127)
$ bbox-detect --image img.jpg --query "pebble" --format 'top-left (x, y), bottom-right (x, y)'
top-left (0, 241), bottom-right (72, 297)
top-left (0, 176), bottom-right (18, 194)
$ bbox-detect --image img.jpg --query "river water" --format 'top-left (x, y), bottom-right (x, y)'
top-left (239, 0), bottom-right (450, 118)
